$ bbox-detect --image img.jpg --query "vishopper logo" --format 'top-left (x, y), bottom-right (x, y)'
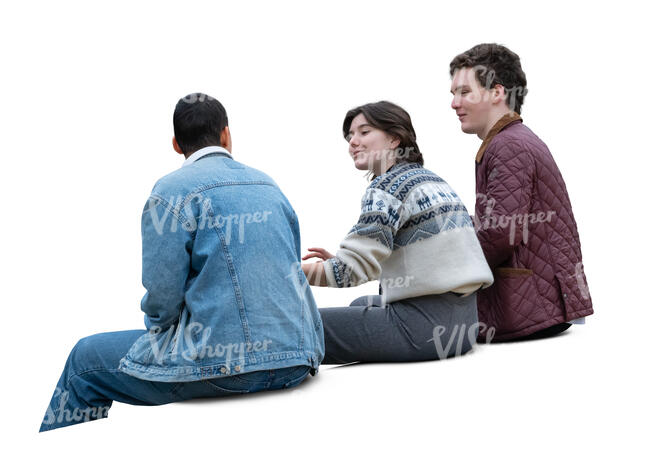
top-left (427, 322), bottom-right (496, 358)
top-left (382, 275), bottom-right (415, 290)
top-left (357, 147), bottom-right (416, 179)
top-left (347, 144), bottom-right (416, 161)
top-left (466, 64), bottom-right (528, 113)
top-left (573, 261), bottom-right (591, 300)
top-left (42, 387), bottom-right (110, 427)
top-left (473, 193), bottom-right (555, 245)
top-left (180, 93), bottom-right (216, 104)
top-left (144, 194), bottom-right (273, 244)
top-left (390, 146), bottom-right (416, 160)
top-left (287, 261), bottom-right (318, 301)
top-left (147, 321), bottom-right (272, 369)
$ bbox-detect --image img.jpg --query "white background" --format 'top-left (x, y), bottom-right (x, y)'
top-left (2, 0), bottom-right (648, 457)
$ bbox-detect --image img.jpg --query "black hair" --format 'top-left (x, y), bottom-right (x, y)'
top-left (173, 93), bottom-right (228, 154)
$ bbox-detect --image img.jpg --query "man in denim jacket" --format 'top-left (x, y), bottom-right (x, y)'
top-left (40, 93), bottom-right (324, 432)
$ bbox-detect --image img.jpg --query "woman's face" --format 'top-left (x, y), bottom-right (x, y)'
top-left (346, 113), bottom-right (398, 175)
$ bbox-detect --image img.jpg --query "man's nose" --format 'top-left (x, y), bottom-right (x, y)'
top-left (451, 95), bottom-right (461, 110)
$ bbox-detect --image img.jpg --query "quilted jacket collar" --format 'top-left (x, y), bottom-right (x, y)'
top-left (475, 112), bottom-right (522, 163)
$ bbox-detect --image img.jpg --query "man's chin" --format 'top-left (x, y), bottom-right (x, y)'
top-left (460, 123), bottom-right (475, 134)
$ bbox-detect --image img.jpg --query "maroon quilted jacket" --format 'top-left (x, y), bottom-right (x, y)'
top-left (474, 113), bottom-right (593, 341)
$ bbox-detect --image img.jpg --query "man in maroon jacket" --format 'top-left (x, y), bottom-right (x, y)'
top-left (449, 43), bottom-right (593, 341)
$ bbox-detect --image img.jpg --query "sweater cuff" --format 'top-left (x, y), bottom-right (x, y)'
top-left (323, 258), bottom-right (342, 288)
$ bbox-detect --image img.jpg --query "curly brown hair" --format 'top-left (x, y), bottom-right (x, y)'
top-left (449, 43), bottom-right (528, 114)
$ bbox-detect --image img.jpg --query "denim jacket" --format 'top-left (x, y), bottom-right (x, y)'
top-left (118, 150), bottom-right (324, 382)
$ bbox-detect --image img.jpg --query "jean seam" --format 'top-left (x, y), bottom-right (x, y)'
top-left (228, 373), bottom-right (266, 384)
top-left (67, 368), bottom-right (181, 397)
top-left (201, 378), bottom-right (249, 394)
top-left (281, 367), bottom-right (310, 388)
top-left (169, 382), bottom-right (185, 397)
top-left (65, 367), bottom-right (112, 386)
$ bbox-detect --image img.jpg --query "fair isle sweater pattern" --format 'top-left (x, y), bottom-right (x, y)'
top-left (327, 162), bottom-right (476, 289)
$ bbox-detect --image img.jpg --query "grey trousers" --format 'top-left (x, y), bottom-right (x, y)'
top-left (319, 292), bottom-right (480, 364)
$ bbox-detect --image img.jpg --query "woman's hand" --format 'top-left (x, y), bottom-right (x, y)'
top-left (301, 248), bottom-right (333, 287)
top-left (301, 247), bottom-right (334, 262)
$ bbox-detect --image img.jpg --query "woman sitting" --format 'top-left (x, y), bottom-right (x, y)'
top-left (301, 101), bottom-right (494, 364)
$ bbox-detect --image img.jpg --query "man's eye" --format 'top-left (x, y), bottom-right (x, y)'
top-left (461, 91), bottom-right (469, 95)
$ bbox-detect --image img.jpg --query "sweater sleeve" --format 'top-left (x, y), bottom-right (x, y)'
top-left (475, 141), bottom-right (534, 269)
top-left (323, 187), bottom-right (408, 288)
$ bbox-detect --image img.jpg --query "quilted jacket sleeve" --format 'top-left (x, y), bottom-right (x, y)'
top-left (475, 141), bottom-right (534, 269)
top-left (323, 187), bottom-right (408, 288)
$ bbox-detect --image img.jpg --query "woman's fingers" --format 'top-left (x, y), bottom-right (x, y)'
top-left (302, 247), bottom-right (333, 261)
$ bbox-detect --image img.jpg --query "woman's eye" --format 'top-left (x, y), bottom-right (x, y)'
top-left (361, 131), bottom-right (370, 135)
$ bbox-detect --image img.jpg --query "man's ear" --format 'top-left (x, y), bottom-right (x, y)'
top-left (172, 137), bottom-right (184, 156)
top-left (492, 84), bottom-right (508, 105)
top-left (221, 126), bottom-right (232, 153)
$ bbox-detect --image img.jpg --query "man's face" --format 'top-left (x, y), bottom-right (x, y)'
top-left (450, 67), bottom-right (494, 137)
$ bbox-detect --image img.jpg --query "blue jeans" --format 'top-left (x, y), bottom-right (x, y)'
top-left (39, 330), bottom-right (311, 432)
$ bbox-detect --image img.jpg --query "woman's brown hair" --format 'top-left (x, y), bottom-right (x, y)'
top-left (343, 101), bottom-right (424, 166)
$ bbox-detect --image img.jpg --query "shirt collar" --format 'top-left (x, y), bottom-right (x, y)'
top-left (475, 112), bottom-right (522, 163)
top-left (182, 146), bottom-right (232, 168)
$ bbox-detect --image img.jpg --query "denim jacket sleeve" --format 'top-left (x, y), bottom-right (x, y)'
top-left (140, 195), bottom-right (193, 331)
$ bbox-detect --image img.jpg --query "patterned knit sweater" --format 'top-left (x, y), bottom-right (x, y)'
top-left (323, 162), bottom-right (494, 302)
